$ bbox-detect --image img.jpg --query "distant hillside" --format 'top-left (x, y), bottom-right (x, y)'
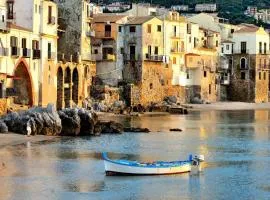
top-left (94, 0), bottom-right (270, 27)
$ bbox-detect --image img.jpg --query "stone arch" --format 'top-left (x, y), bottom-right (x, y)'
top-left (64, 67), bottom-right (71, 108)
top-left (13, 61), bottom-right (34, 106)
top-left (57, 67), bottom-right (63, 110)
top-left (72, 68), bottom-right (79, 104)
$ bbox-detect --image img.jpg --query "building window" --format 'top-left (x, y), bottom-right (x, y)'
top-left (221, 47), bottom-right (224, 53)
top-left (173, 57), bottom-right (176, 64)
top-left (130, 26), bottom-right (136, 33)
top-left (149, 83), bottom-right (153, 89)
top-left (10, 36), bottom-right (18, 47)
top-left (189, 36), bottom-right (192, 43)
top-left (241, 42), bottom-right (247, 54)
top-left (264, 42), bottom-right (267, 54)
top-left (154, 46), bottom-right (158, 55)
top-left (120, 47), bottom-right (124, 54)
top-left (241, 72), bottom-right (246, 80)
top-left (240, 58), bottom-right (247, 69)
top-left (21, 38), bottom-right (27, 48)
top-left (157, 25), bottom-right (162, 32)
top-left (118, 26), bottom-right (122, 33)
top-left (216, 40), bottom-right (218, 47)
top-left (187, 72), bottom-right (190, 79)
top-left (259, 72), bottom-right (261, 80)
top-left (48, 6), bottom-right (52, 24)
top-left (147, 24), bottom-right (151, 33)
top-left (7, 1), bottom-right (14, 19)
top-left (259, 42), bottom-right (262, 54)
top-left (226, 45), bottom-right (230, 50)
top-left (2, 15), bottom-right (4, 22)
top-left (94, 49), bottom-right (98, 54)
top-left (264, 72), bottom-right (266, 80)
top-left (204, 71), bottom-right (207, 77)
top-left (209, 84), bottom-right (211, 94)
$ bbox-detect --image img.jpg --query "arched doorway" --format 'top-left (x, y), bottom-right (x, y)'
top-left (72, 68), bottom-right (79, 105)
top-left (57, 67), bottom-right (63, 110)
top-left (64, 67), bottom-right (71, 108)
top-left (14, 62), bottom-right (33, 106)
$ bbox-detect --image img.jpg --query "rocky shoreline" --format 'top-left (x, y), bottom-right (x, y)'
top-left (0, 104), bottom-right (155, 136)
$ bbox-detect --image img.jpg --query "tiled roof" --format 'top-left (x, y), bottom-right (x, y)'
top-left (92, 14), bottom-right (127, 23)
top-left (125, 16), bottom-right (156, 25)
top-left (234, 24), bottom-right (259, 33)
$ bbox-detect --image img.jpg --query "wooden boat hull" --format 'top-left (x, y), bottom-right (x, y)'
top-left (103, 155), bottom-right (192, 176)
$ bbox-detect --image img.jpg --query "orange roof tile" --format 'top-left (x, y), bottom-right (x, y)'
top-left (93, 14), bottom-right (127, 23)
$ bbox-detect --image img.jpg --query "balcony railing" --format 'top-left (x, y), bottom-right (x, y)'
top-left (0, 48), bottom-right (8, 56)
top-left (104, 31), bottom-right (112, 38)
top-left (48, 51), bottom-right (56, 60)
top-left (48, 16), bottom-right (56, 25)
top-left (22, 48), bottom-right (31, 58)
top-left (144, 54), bottom-right (163, 62)
top-left (234, 49), bottom-right (249, 54)
top-left (33, 49), bottom-right (41, 59)
top-left (11, 47), bottom-right (20, 57)
top-left (103, 54), bottom-right (115, 61)
top-left (220, 76), bottom-right (230, 85)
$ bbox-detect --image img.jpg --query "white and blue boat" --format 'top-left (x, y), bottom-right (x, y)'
top-left (102, 153), bottom-right (204, 176)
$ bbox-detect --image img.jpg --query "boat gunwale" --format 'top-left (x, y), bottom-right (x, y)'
top-left (102, 152), bottom-right (192, 169)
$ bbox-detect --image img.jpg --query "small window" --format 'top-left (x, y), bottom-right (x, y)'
top-left (130, 26), bottom-right (136, 33)
top-left (120, 47), bottom-right (124, 54)
top-left (157, 25), bottom-right (161, 32)
top-left (154, 46), bottom-right (158, 55)
top-left (231, 29), bottom-right (234, 34)
top-left (241, 72), bottom-right (246, 80)
top-left (204, 71), bottom-right (207, 77)
top-left (259, 72), bottom-right (261, 80)
top-left (187, 73), bottom-right (190, 79)
top-left (1, 15), bottom-right (4, 22)
top-left (149, 83), bottom-right (153, 89)
top-left (189, 36), bottom-right (192, 43)
top-left (21, 38), bottom-right (27, 48)
top-left (118, 26), bottom-right (122, 33)
top-left (226, 45), bottom-right (230, 50)
top-left (173, 57), bottom-right (176, 64)
top-left (216, 40), bottom-right (219, 47)
top-left (10, 36), bottom-right (18, 47)
top-left (147, 24), bottom-right (151, 33)
top-left (221, 47), bottom-right (224, 53)
top-left (264, 72), bottom-right (266, 80)
top-left (209, 84), bottom-right (211, 94)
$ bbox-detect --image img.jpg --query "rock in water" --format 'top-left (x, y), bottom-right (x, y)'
top-left (78, 108), bottom-right (96, 136)
top-left (58, 108), bottom-right (81, 136)
top-left (123, 127), bottom-right (150, 133)
top-left (97, 121), bottom-right (124, 134)
top-left (170, 128), bottom-right (182, 132)
top-left (0, 120), bottom-right (8, 133)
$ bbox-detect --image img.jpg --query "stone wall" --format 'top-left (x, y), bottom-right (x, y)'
top-left (167, 85), bottom-right (186, 104)
top-left (255, 70), bottom-right (268, 103)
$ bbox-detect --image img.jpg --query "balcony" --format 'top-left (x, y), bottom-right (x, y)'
top-left (0, 48), bottom-right (8, 56)
top-left (48, 16), bottom-right (56, 25)
top-left (171, 48), bottom-right (184, 53)
top-left (220, 75), bottom-right (230, 85)
top-left (144, 54), bottom-right (163, 62)
top-left (103, 54), bottom-right (115, 61)
top-left (11, 47), bottom-right (20, 57)
top-left (86, 30), bottom-right (95, 37)
top-left (234, 49), bottom-right (249, 54)
top-left (104, 31), bottom-right (112, 38)
top-left (33, 49), bottom-right (41, 59)
top-left (22, 48), bottom-right (31, 58)
top-left (48, 51), bottom-right (56, 60)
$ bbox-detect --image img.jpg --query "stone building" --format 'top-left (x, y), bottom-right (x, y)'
top-left (92, 14), bottom-right (128, 86)
top-left (0, 0), bottom-right (58, 108)
top-left (226, 25), bottom-right (270, 103)
top-left (55, 0), bottom-right (96, 109)
top-left (122, 16), bottom-right (173, 106)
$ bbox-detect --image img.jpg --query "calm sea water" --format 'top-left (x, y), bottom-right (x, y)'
top-left (1, 110), bottom-right (270, 200)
